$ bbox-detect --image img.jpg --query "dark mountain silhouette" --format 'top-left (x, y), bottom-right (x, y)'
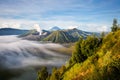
top-left (0, 28), bottom-right (28, 35)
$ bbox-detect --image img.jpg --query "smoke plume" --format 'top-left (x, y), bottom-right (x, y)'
top-left (33, 24), bottom-right (42, 35)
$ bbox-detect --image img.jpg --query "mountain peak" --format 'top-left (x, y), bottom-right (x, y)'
top-left (50, 26), bottom-right (61, 31)
top-left (43, 30), bottom-right (74, 43)
top-left (72, 28), bottom-right (78, 30)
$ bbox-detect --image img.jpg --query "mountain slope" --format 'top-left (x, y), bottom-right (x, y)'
top-left (0, 28), bottom-right (28, 35)
top-left (37, 30), bottom-right (120, 80)
top-left (19, 29), bottom-right (38, 37)
top-left (43, 30), bottom-right (75, 43)
top-left (64, 28), bottom-right (94, 38)
top-left (43, 28), bottom-right (98, 43)
top-left (19, 28), bottom-right (99, 43)
top-left (62, 30), bottom-right (120, 80)
top-left (19, 29), bottom-right (51, 41)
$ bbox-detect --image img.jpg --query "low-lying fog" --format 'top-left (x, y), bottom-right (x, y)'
top-left (0, 36), bottom-right (70, 80)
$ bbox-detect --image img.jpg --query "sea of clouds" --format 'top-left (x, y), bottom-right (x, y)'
top-left (0, 36), bottom-right (69, 69)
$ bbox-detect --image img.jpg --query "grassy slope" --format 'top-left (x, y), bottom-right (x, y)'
top-left (63, 30), bottom-right (120, 80)
top-left (43, 31), bottom-right (74, 43)
top-left (43, 29), bottom-right (97, 43)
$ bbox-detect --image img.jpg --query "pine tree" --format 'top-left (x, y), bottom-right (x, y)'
top-left (111, 18), bottom-right (119, 32)
top-left (37, 67), bottom-right (49, 80)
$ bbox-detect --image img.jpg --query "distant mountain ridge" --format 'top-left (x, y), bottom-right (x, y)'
top-left (0, 28), bottom-right (28, 35)
top-left (0, 28), bottom-right (100, 43)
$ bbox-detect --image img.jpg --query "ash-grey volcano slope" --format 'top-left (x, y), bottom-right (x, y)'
top-left (19, 29), bottom-right (51, 41)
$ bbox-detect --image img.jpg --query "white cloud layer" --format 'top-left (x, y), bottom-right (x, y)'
top-left (0, 36), bottom-right (68, 69)
top-left (0, 18), bottom-right (110, 32)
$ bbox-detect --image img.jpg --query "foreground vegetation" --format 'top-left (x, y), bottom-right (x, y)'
top-left (37, 19), bottom-right (120, 80)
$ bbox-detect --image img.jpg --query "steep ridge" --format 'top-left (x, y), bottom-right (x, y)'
top-left (43, 28), bottom-right (98, 43)
top-left (62, 30), bottom-right (120, 80)
top-left (43, 30), bottom-right (75, 43)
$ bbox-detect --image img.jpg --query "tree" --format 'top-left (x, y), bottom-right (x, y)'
top-left (49, 66), bottom-right (66, 80)
top-left (70, 37), bottom-right (87, 63)
top-left (111, 18), bottom-right (119, 32)
top-left (81, 35), bottom-right (100, 57)
top-left (99, 32), bottom-right (105, 44)
top-left (52, 67), bottom-right (57, 73)
top-left (37, 66), bottom-right (49, 80)
top-left (50, 70), bottom-right (61, 80)
top-left (70, 35), bottom-right (100, 64)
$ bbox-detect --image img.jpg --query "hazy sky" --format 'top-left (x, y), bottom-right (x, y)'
top-left (0, 0), bottom-right (120, 32)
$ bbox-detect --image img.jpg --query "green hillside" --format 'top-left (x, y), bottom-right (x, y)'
top-left (37, 25), bottom-right (120, 80)
top-left (63, 30), bottom-right (120, 80)
top-left (43, 30), bottom-right (75, 43)
top-left (43, 28), bottom-right (96, 43)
